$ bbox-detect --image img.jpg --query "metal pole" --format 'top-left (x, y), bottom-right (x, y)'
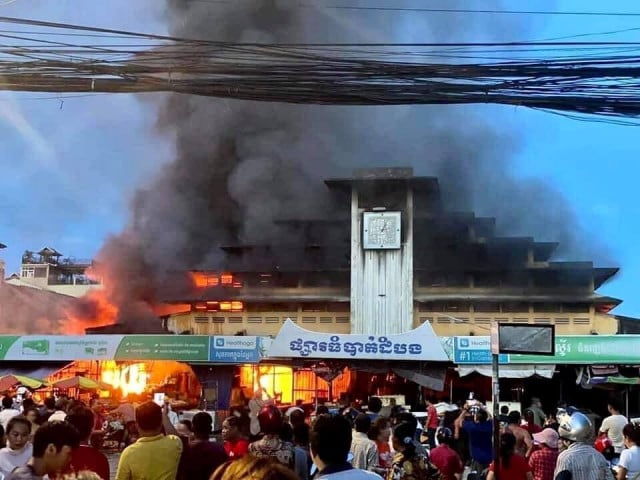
top-left (492, 353), bottom-right (500, 480)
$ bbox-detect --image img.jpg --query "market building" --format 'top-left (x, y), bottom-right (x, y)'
top-left (157, 167), bottom-right (625, 411)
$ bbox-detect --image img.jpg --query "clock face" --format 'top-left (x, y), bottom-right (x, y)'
top-left (362, 211), bottom-right (401, 249)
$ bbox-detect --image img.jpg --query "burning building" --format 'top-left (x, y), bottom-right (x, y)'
top-left (152, 167), bottom-right (620, 407)
top-left (165, 167), bottom-right (619, 339)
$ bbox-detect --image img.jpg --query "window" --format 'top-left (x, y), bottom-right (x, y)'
top-left (501, 302), bottom-right (529, 313)
top-left (21, 267), bottom-right (35, 278)
top-left (473, 302), bottom-right (501, 313)
top-left (474, 273), bottom-right (501, 287)
top-left (533, 303), bottom-right (562, 313)
top-left (563, 303), bottom-right (590, 313)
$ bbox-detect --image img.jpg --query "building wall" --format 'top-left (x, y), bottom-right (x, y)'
top-left (167, 305), bottom-right (617, 336)
top-left (5, 277), bottom-right (101, 298)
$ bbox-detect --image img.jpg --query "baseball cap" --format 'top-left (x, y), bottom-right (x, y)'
top-left (533, 428), bottom-right (559, 448)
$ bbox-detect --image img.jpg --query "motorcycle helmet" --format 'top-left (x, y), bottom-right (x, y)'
top-left (436, 427), bottom-right (453, 446)
top-left (558, 411), bottom-right (594, 443)
top-left (258, 404), bottom-right (283, 435)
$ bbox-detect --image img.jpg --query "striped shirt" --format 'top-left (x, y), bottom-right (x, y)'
top-left (554, 443), bottom-right (614, 480)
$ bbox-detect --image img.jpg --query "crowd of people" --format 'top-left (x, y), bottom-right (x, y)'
top-left (0, 391), bottom-right (634, 480)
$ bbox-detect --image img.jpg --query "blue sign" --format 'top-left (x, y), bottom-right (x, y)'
top-left (454, 336), bottom-right (509, 364)
top-left (208, 336), bottom-right (262, 363)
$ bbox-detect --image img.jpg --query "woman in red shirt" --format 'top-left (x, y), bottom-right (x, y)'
top-left (222, 415), bottom-right (250, 459)
top-left (488, 432), bottom-right (534, 480)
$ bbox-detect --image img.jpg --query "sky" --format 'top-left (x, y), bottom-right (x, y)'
top-left (1, 1), bottom-right (640, 316)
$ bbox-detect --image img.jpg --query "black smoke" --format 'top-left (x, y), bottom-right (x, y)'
top-left (91, 0), bottom-right (610, 328)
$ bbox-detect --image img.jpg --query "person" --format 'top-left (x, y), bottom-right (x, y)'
top-left (176, 419), bottom-right (192, 440)
top-left (395, 412), bottom-right (428, 458)
top-left (367, 398), bottom-right (383, 422)
top-left (309, 414), bottom-right (380, 479)
top-left (600, 399), bottom-right (628, 458)
top-left (555, 411), bottom-right (614, 480)
top-left (38, 398), bottom-right (56, 425)
top-left (430, 427), bottom-right (463, 480)
top-left (369, 417), bottom-right (393, 475)
top-left (293, 422), bottom-right (312, 479)
top-left (617, 423), bottom-right (640, 480)
top-left (351, 413), bottom-right (378, 471)
top-left (65, 405), bottom-right (110, 480)
top-left (0, 397), bottom-right (21, 430)
top-left (387, 421), bottom-right (441, 480)
top-left (455, 403), bottom-right (493, 474)
top-left (114, 401), bottom-right (183, 480)
top-left (249, 405), bottom-right (295, 469)
top-left (487, 432), bottom-right (533, 480)
top-left (23, 409), bottom-right (38, 441)
top-left (6, 420), bottom-right (80, 480)
top-left (0, 417), bottom-right (33, 477)
top-left (222, 415), bottom-right (250, 460)
top-left (48, 399), bottom-right (68, 423)
top-left (249, 388), bottom-right (272, 437)
top-left (280, 422), bottom-right (310, 480)
top-left (165, 401), bottom-right (179, 428)
top-left (529, 399), bottom-right (546, 428)
top-left (211, 455), bottom-right (300, 480)
top-left (183, 411), bottom-right (228, 480)
top-left (529, 428), bottom-right (559, 480)
top-left (424, 397), bottom-right (439, 449)
top-left (506, 411), bottom-right (534, 458)
top-left (523, 410), bottom-right (543, 436)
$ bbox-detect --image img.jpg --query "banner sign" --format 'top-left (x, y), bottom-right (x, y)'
top-left (452, 335), bottom-right (640, 365)
top-left (453, 336), bottom-right (509, 364)
top-left (0, 335), bottom-right (268, 363)
top-left (268, 319), bottom-right (449, 361)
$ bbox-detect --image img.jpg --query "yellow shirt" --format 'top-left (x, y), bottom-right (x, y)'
top-left (115, 434), bottom-right (183, 480)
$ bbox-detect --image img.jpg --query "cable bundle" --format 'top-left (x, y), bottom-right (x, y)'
top-left (0, 15), bottom-right (639, 124)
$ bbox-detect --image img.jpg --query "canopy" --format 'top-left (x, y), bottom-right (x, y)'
top-left (51, 376), bottom-right (111, 391)
top-left (0, 374), bottom-right (48, 390)
top-left (457, 365), bottom-right (556, 379)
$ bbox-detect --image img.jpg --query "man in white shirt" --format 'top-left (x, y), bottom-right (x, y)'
top-left (0, 396), bottom-right (21, 429)
top-left (599, 399), bottom-right (628, 456)
top-left (350, 414), bottom-right (378, 471)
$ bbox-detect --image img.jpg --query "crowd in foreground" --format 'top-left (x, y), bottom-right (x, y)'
top-left (0, 392), bottom-right (634, 480)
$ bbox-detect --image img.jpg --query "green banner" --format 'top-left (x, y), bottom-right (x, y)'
top-left (0, 337), bottom-right (20, 360)
top-left (114, 336), bottom-right (210, 361)
top-left (510, 335), bottom-right (640, 364)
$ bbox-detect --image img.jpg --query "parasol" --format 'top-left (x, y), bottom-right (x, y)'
top-left (0, 374), bottom-right (48, 391)
top-left (51, 376), bottom-right (111, 391)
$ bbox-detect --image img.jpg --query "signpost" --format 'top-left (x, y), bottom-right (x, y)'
top-left (490, 324), bottom-right (556, 480)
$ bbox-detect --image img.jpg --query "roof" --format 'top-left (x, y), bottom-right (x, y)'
top-left (0, 282), bottom-right (80, 333)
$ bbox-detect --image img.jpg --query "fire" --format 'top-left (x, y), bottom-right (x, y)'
top-left (193, 300), bottom-right (244, 312)
top-left (64, 289), bottom-right (118, 334)
top-left (101, 361), bottom-right (148, 397)
top-left (191, 271), bottom-right (242, 288)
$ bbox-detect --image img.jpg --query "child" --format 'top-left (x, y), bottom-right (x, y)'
top-left (0, 417), bottom-right (33, 477)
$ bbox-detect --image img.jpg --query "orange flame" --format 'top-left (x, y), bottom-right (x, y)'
top-left (63, 289), bottom-right (118, 334)
top-left (101, 360), bottom-right (148, 397)
top-left (190, 271), bottom-right (242, 288)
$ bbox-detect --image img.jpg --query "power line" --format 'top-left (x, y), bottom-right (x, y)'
top-left (185, 1), bottom-right (640, 18)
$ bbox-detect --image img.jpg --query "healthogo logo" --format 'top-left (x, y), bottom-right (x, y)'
top-left (213, 337), bottom-right (257, 350)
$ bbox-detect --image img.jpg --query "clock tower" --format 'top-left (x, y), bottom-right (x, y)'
top-left (346, 168), bottom-right (415, 335)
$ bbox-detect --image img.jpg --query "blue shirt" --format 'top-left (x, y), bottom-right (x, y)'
top-left (462, 419), bottom-right (493, 465)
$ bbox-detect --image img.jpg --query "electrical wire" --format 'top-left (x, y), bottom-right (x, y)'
top-left (0, 17), bottom-right (635, 125)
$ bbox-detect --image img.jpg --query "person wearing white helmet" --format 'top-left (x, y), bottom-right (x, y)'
top-left (554, 411), bottom-right (614, 480)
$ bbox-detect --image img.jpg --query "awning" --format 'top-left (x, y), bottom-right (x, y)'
top-left (457, 364), bottom-right (556, 379)
top-left (268, 319), bottom-right (449, 361)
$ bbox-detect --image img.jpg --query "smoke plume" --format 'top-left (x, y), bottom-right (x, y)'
top-left (90, 0), bottom-right (608, 329)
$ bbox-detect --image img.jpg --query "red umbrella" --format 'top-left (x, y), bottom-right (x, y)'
top-left (0, 374), bottom-right (48, 391)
